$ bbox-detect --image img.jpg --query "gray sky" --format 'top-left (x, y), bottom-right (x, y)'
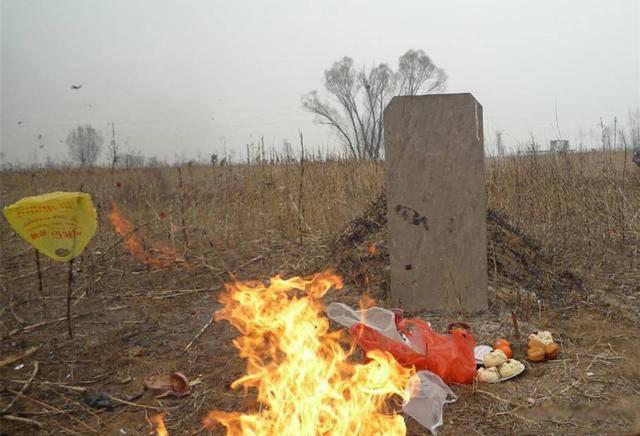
top-left (1, 0), bottom-right (639, 164)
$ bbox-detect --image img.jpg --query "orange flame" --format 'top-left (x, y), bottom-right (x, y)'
top-left (368, 243), bottom-right (378, 256)
top-left (358, 294), bottom-right (376, 311)
top-left (108, 202), bottom-right (188, 269)
top-left (150, 413), bottom-right (168, 436)
top-left (204, 271), bottom-right (413, 435)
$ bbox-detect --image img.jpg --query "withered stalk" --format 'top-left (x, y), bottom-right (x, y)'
top-left (34, 249), bottom-right (46, 316)
top-left (177, 167), bottom-right (189, 247)
top-left (511, 310), bottom-right (520, 339)
top-left (67, 259), bottom-right (74, 338)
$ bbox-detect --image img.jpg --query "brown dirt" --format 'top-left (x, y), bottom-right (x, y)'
top-left (1, 230), bottom-right (314, 435)
top-left (1, 192), bottom-right (639, 435)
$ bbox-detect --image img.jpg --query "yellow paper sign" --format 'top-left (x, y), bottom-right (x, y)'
top-left (3, 192), bottom-right (97, 261)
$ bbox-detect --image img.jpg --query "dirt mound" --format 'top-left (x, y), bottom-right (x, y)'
top-left (324, 193), bottom-right (585, 312)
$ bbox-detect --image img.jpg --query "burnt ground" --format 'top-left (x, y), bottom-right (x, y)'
top-left (1, 195), bottom-right (640, 435)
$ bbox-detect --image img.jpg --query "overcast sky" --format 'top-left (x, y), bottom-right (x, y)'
top-left (1, 0), bottom-right (639, 164)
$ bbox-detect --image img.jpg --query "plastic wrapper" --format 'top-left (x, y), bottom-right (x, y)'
top-left (2, 191), bottom-right (97, 261)
top-left (403, 370), bottom-right (458, 434)
top-left (326, 302), bottom-right (409, 346)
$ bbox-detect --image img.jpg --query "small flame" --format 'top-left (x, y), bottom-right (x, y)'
top-left (150, 413), bottom-right (168, 436)
top-left (108, 202), bottom-right (188, 269)
top-left (205, 271), bottom-right (414, 435)
top-left (368, 243), bottom-right (378, 256)
top-left (358, 294), bottom-right (376, 311)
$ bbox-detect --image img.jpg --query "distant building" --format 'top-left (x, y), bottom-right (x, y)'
top-left (550, 139), bottom-right (570, 153)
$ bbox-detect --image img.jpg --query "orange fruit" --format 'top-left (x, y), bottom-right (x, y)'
top-left (495, 344), bottom-right (513, 359)
top-left (492, 338), bottom-right (511, 349)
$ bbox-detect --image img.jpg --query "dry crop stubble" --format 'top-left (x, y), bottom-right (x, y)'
top-left (1, 150), bottom-right (639, 434)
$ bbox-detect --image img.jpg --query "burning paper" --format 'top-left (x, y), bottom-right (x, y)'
top-left (205, 271), bottom-right (414, 435)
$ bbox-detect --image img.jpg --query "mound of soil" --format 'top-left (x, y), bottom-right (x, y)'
top-left (323, 193), bottom-right (585, 312)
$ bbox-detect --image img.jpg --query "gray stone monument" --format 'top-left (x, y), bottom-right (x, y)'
top-left (384, 93), bottom-right (487, 313)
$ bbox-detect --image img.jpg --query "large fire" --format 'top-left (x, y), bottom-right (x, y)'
top-left (108, 202), bottom-right (188, 269)
top-left (203, 271), bottom-right (414, 435)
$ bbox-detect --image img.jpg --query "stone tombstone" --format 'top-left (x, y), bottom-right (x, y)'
top-left (384, 93), bottom-right (488, 313)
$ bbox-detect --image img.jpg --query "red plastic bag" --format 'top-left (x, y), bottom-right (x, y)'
top-left (350, 323), bottom-right (428, 369)
top-left (349, 318), bottom-right (476, 384)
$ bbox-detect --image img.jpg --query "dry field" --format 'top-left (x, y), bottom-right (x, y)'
top-left (1, 150), bottom-right (639, 435)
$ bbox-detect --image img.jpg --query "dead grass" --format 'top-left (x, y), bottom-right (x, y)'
top-left (2, 150), bottom-right (637, 258)
top-left (1, 160), bottom-right (384, 244)
top-left (486, 151), bottom-right (640, 320)
top-left (487, 151), bottom-right (640, 266)
top-left (1, 150), bottom-right (639, 435)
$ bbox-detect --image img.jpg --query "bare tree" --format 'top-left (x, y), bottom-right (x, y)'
top-left (120, 151), bottom-right (145, 168)
top-left (397, 49), bottom-right (447, 95)
top-left (66, 125), bottom-right (103, 167)
top-left (360, 63), bottom-right (396, 159)
top-left (107, 122), bottom-right (120, 171)
top-left (302, 49), bottom-right (447, 160)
